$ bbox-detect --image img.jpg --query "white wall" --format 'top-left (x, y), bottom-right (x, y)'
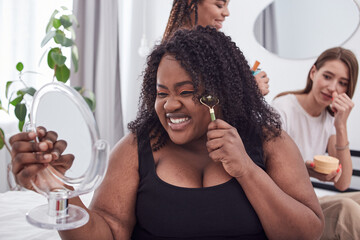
top-left (273, 0), bottom-right (359, 59)
top-left (119, 0), bottom-right (360, 151)
top-left (222, 0), bottom-right (360, 150)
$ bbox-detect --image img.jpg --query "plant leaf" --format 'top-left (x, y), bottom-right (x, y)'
top-left (67, 26), bottom-right (76, 39)
top-left (41, 30), bottom-right (56, 47)
top-left (5, 81), bottom-right (14, 98)
top-left (51, 51), bottom-right (67, 66)
top-left (0, 99), bottom-right (4, 112)
top-left (47, 47), bottom-right (61, 69)
top-left (0, 128), bottom-right (5, 149)
top-left (83, 96), bottom-right (96, 112)
top-left (74, 87), bottom-right (96, 111)
top-left (60, 15), bottom-right (72, 28)
top-left (54, 30), bottom-right (65, 44)
top-left (39, 48), bottom-right (50, 66)
top-left (62, 38), bottom-right (73, 47)
top-left (18, 120), bottom-right (25, 132)
top-left (53, 18), bottom-right (61, 29)
top-left (17, 87), bottom-right (36, 97)
top-left (16, 62), bottom-right (24, 72)
top-left (68, 14), bottom-right (79, 28)
top-left (15, 103), bottom-right (27, 121)
top-left (71, 46), bottom-right (79, 72)
top-left (46, 9), bottom-right (59, 33)
top-left (55, 65), bottom-right (70, 83)
top-left (10, 95), bottom-right (23, 107)
top-left (73, 86), bottom-right (82, 92)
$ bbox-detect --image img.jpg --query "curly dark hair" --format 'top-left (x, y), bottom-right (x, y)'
top-left (129, 26), bottom-right (281, 151)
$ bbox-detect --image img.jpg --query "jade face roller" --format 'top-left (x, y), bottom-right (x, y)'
top-left (200, 95), bottom-right (219, 121)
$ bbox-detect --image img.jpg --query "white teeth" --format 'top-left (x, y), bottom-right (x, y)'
top-left (170, 117), bottom-right (189, 124)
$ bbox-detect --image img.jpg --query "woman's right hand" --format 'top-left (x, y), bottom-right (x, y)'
top-left (9, 127), bottom-right (73, 190)
top-left (254, 70), bottom-right (270, 96)
top-left (305, 160), bottom-right (342, 183)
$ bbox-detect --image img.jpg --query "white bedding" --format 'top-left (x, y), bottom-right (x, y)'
top-left (0, 190), bottom-right (93, 240)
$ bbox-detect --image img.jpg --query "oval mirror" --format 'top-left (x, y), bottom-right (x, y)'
top-left (25, 82), bottom-right (109, 230)
top-left (254, 0), bottom-right (360, 59)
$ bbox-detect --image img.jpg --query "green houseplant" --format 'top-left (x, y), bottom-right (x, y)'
top-left (0, 6), bottom-right (95, 155)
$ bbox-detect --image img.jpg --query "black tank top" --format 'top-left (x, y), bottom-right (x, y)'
top-left (131, 134), bottom-right (268, 240)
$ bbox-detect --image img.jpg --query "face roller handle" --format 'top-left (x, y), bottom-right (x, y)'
top-left (209, 108), bottom-right (216, 121)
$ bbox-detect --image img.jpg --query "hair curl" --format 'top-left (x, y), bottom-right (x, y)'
top-left (129, 26), bottom-right (281, 151)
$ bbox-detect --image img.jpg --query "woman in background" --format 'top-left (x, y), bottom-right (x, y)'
top-left (163, 0), bottom-right (270, 96)
top-left (10, 26), bottom-right (324, 239)
top-left (272, 46), bottom-right (360, 239)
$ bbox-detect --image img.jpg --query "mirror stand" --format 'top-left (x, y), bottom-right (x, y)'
top-left (26, 188), bottom-right (89, 230)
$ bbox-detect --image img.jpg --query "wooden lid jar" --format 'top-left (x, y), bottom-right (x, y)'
top-left (313, 155), bottom-right (339, 174)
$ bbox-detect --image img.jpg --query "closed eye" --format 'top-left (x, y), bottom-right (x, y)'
top-left (180, 90), bottom-right (195, 96)
top-left (157, 92), bottom-right (168, 97)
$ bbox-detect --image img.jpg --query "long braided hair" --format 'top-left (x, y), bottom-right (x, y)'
top-left (129, 26), bottom-right (282, 151)
top-left (162, 0), bottom-right (201, 41)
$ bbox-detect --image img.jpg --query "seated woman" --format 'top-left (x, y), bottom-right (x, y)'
top-left (10, 26), bottom-right (324, 239)
top-left (272, 47), bottom-right (359, 239)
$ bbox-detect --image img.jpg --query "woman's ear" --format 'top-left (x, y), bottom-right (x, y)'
top-left (309, 65), bottom-right (317, 81)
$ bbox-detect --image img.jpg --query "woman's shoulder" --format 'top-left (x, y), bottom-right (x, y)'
top-left (272, 94), bottom-right (299, 112)
top-left (110, 132), bottom-right (139, 166)
top-left (272, 93), bottom-right (296, 105)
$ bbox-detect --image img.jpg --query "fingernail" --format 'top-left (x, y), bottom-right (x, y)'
top-left (310, 162), bottom-right (315, 168)
top-left (337, 168), bottom-right (340, 173)
top-left (28, 132), bottom-right (36, 138)
top-left (45, 140), bottom-right (53, 149)
top-left (38, 128), bottom-right (45, 135)
top-left (52, 152), bottom-right (59, 160)
top-left (39, 142), bottom-right (47, 150)
top-left (44, 154), bottom-right (52, 161)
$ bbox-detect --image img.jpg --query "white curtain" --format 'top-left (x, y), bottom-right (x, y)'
top-left (72, 0), bottom-right (123, 147)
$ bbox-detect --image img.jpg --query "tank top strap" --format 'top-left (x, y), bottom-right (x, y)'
top-left (137, 134), bottom-right (155, 178)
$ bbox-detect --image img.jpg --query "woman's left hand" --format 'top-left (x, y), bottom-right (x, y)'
top-left (206, 119), bottom-right (253, 178)
top-left (331, 92), bottom-right (354, 129)
top-left (305, 160), bottom-right (342, 183)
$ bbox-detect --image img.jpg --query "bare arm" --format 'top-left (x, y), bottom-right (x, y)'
top-left (59, 133), bottom-right (139, 239)
top-left (327, 92), bottom-right (354, 191)
top-left (328, 134), bottom-right (352, 191)
top-left (239, 131), bottom-right (324, 239)
top-left (206, 121), bottom-right (324, 240)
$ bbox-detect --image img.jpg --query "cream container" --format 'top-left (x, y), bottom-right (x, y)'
top-left (313, 155), bottom-right (339, 174)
